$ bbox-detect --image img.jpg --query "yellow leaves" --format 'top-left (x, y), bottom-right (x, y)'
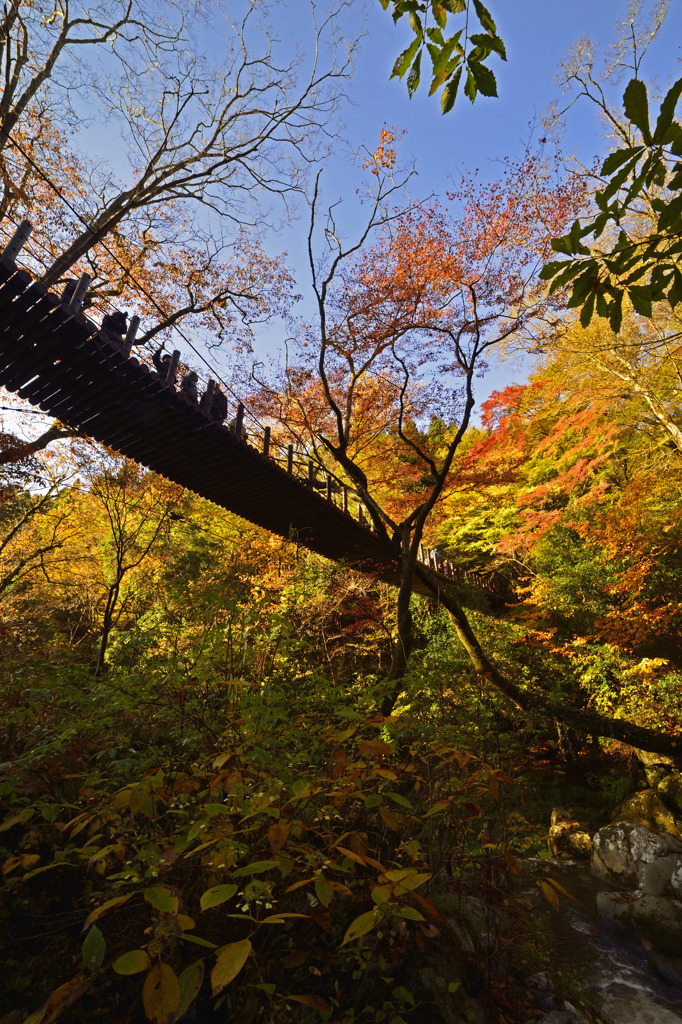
top-left (211, 938), bottom-right (252, 995)
top-left (142, 963), bottom-right (181, 1024)
top-left (539, 877), bottom-right (576, 911)
top-left (83, 892), bottom-right (134, 929)
top-left (340, 909), bottom-right (379, 946)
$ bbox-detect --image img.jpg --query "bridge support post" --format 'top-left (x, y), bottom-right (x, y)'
top-left (2, 219), bottom-right (32, 263)
top-left (326, 475), bottom-right (332, 501)
top-left (122, 316), bottom-right (140, 356)
top-left (64, 273), bottom-right (91, 312)
top-left (235, 402), bottom-right (245, 441)
top-left (342, 486), bottom-right (348, 513)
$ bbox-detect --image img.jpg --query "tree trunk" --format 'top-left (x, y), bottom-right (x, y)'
top-left (419, 569), bottom-right (682, 759)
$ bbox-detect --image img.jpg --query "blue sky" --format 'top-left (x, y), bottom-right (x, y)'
top-left (260, 0), bottom-right (682, 400)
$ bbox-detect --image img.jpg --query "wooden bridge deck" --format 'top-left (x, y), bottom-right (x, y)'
top-left (0, 258), bottom-right (508, 601)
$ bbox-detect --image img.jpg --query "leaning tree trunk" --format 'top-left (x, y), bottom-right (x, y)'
top-left (417, 568), bottom-right (682, 759)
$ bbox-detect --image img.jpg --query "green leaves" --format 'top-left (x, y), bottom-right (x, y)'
top-left (113, 949), bottom-right (151, 975)
top-left (542, 75), bottom-right (682, 328)
top-left (81, 925), bottom-right (106, 971)
top-left (382, 0), bottom-right (506, 112)
top-left (144, 886), bottom-right (178, 914)
top-left (623, 78), bottom-right (652, 143)
top-left (200, 883), bottom-right (238, 911)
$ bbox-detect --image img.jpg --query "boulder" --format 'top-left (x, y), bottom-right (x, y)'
top-left (596, 890), bottom-right (682, 955)
top-left (591, 822), bottom-right (682, 887)
top-left (639, 853), bottom-right (682, 896)
top-left (613, 789), bottom-right (682, 837)
top-left (658, 774), bottom-right (682, 817)
top-left (548, 809), bottom-right (593, 859)
top-left (673, 861), bottom-right (682, 898)
top-left (634, 747), bottom-right (676, 788)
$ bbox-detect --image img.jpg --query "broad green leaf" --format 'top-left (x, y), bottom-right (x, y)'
top-left (399, 906), bottom-right (425, 921)
top-left (441, 67), bottom-right (462, 113)
top-left (200, 884), bottom-right (238, 911)
top-left (340, 910), bottom-right (378, 947)
top-left (407, 51), bottom-right (422, 98)
top-left (390, 37), bottom-right (421, 80)
top-left (180, 933), bottom-right (218, 948)
top-left (473, 0), bottom-right (497, 34)
top-left (82, 925), bottom-right (106, 970)
top-left (314, 875), bottom-right (333, 908)
top-left (371, 885), bottom-right (391, 906)
top-left (232, 859), bottom-right (278, 877)
top-left (113, 949), bottom-right (151, 975)
top-left (211, 938), bottom-right (252, 995)
top-left (430, 5), bottom-right (446, 31)
top-left (579, 291), bottom-right (595, 328)
top-left (409, 10), bottom-right (422, 35)
top-left (655, 77), bottom-right (682, 141)
top-left (464, 67), bottom-right (477, 103)
top-left (177, 961), bottom-right (205, 1021)
top-left (623, 78), bottom-right (651, 143)
top-left (469, 32), bottom-right (506, 60)
top-left (628, 284), bottom-right (653, 319)
top-left (144, 886), bottom-right (178, 914)
top-left (601, 145), bottom-right (642, 177)
top-left (442, 0), bottom-right (466, 11)
top-left (387, 791), bottom-right (412, 809)
top-left (142, 963), bottom-right (181, 1024)
top-left (469, 60), bottom-right (497, 98)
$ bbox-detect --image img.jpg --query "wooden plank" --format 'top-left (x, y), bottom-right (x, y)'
top-left (18, 325), bottom-right (117, 404)
top-left (0, 310), bottom-right (94, 390)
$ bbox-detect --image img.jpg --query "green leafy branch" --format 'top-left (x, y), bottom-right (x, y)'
top-left (381, 0), bottom-right (507, 113)
top-left (541, 76), bottom-right (682, 333)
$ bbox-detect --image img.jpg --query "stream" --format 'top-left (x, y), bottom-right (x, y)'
top-left (524, 856), bottom-right (682, 1023)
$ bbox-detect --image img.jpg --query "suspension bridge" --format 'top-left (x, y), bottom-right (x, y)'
top-left (0, 227), bottom-right (510, 603)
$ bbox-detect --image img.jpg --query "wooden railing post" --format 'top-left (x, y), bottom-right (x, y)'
top-left (200, 379), bottom-right (215, 414)
top-left (326, 476), bottom-right (332, 501)
top-left (262, 426), bottom-right (271, 458)
top-left (235, 402), bottom-right (245, 440)
top-left (308, 460), bottom-right (314, 486)
top-left (122, 315), bottom-right (140, 356)
top-left (358, 505), bottom-right (365, 527)
top-left (287, 445), bottom-right (293, 474)
top-left (419, 544), bottom-right (424, 562)
top-left (343, 486), bottom-right (348, 513)
top-left (66, 273), bottom-right (91, 313)
top-left (2, 219), bottom-right (32, 262)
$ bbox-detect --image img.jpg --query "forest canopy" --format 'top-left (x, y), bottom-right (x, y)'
top-left (1, 2), bottom-right (681, 1023)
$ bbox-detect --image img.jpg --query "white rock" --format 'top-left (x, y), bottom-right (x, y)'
top-left (591, 822), bottom-right (682, 887)
top-left (639, 854), bottom-right (682, 895)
